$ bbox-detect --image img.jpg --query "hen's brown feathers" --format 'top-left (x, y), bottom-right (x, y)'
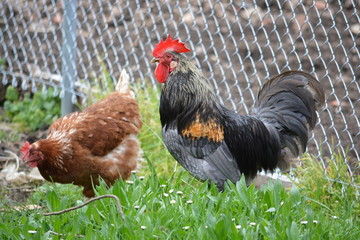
top-left (24, 70), bottom-right (142, 197)
top-left (50, 92), bottom-right (141, 157)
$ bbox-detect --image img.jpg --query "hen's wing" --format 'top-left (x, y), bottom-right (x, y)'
top-left (48, 92), bottom-right (141, 157)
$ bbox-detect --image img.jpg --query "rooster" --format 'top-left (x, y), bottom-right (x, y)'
top-left (151, 36), bottom-right (325, 189)
top-left (21, 70), bottom-right (142, 197)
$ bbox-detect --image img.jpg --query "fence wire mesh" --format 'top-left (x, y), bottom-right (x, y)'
top-left (1, 0), bottom-right (359, 185)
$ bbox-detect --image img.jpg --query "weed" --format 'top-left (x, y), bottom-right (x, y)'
top-left (77, 58), bottom-right (116, 108)
top-left (0, 71), bottom-right (358, 239)
top-left (3, 86), bottom-right (60, 132)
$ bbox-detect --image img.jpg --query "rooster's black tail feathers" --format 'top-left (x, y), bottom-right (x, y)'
top-left (254, 71), bottom-right (325, 171)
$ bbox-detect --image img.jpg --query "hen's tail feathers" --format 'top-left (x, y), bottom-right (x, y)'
top-left (116, 69), bottom-right (131, 93)
top-left (254, 70), bottom-right (325, 171)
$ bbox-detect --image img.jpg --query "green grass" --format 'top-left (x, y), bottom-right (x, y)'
top-left (0, 171), bottom-right (358, 239)
top-left (77, 58), bottom-right (116, 109)
top-left (0, 86), bottom-right (359, 239)
top-left (135, 85), bottom-right (179, 177)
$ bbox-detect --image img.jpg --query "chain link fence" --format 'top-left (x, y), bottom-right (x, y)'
top-left (1, 0), bottom-right (359, 185)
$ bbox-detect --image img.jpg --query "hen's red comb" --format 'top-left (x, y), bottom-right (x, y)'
top-left (21, 141), bottom-right (31, 160)
top-left (152, 35), bottom-right (190, 58)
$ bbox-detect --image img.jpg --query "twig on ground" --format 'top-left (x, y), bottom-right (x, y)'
top-left (0, 156), bottom-right (15, 161)
top-left (44, 194), bottom-right (124, 217)
top-left (4, 185), bottom-right (35, 191)
top-left (47, 230), bottom-right (84, 238)
top-left (0, 149), bottom-right (18, 166)
top-left (0, 150), bottom-right (20, 171)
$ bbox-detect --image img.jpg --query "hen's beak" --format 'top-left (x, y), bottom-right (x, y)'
top-left (21, 152), bottom-right (29, 161)
top-left (151, 58), bottom-right (159, 63)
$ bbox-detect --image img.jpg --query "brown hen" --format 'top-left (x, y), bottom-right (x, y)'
top-left (21, 70), bottom-right (142, 197)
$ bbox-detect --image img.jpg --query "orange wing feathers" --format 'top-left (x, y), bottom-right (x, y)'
top-left (181, 114), bottom-right (224, 142)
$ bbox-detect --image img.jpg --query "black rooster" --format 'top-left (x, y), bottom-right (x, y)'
top-left (151, 35), bottom-right (325, 188)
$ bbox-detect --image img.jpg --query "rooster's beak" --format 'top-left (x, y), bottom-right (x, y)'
top-left (151, 58), bottom-right (159, 63)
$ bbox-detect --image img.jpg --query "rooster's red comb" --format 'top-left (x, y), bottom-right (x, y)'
top-left (152, 35), bottom-right (190, 58)
top-left (21, 141), bottom-right (31, 160)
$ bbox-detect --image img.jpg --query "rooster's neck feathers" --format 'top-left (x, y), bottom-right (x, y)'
top-left (160, 54), bottom-right (223, 134)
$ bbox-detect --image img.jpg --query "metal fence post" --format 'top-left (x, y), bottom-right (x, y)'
top-left (61, 0), bottom-right (77, 116)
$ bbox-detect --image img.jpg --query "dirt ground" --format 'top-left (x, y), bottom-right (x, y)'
top-left (0, 1), bottom-right (359, 202)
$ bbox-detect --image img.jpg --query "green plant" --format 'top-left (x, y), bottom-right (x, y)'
top-left (135, 84), bottom-right (179, 177)
top-left (0, 128), bottom-right (21, 143)
top-left (0, 58), bottom-right (6, 68)
top-left (1, 166), bottom-right (359, 239)
top-left (293, 152), bottom-right (360, 218)
top-left (0, 84), bottom-right (359, 239)
top-left (4, 86), bottom-right (61, 132)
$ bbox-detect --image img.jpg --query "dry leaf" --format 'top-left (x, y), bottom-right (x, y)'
top-left (13, 204), bottom-right (42, 211)
top-left (1, 163), bottom-right (44, 185)
top-left (27, 168), bottom-right (45, 182)
top-left (0, 163), bottom-right (27, 185)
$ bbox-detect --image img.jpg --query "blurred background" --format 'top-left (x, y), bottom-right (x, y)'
top-left (0, 0), bottom-right (359, 186)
